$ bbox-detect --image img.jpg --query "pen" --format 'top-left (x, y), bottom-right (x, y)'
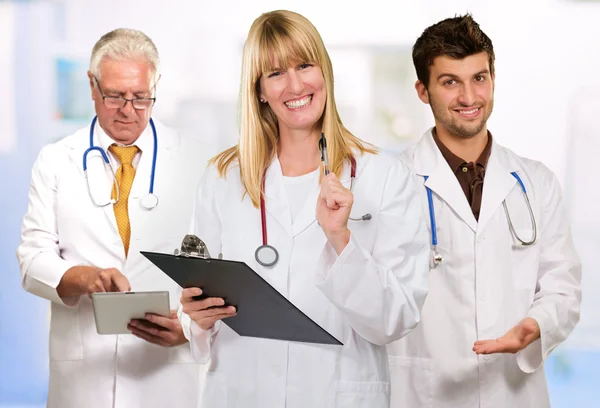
top-left (319, 132), bottom-right (330, 175)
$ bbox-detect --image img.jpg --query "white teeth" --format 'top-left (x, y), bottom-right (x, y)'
top-left (459, 108), bottom-right (479, 115)
top-left (285, 95), bottom-right (312, 109)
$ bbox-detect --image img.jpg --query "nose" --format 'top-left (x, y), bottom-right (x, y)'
top-left (119, 99), bottom-right (135, 116)
top-left (457, 83), bottom-right (476, 106)
top-left (286, 69), bottom-right (304, 95)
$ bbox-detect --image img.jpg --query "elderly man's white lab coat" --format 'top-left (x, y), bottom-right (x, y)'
top-left (387, 129), bottom-right (582, 408)
top-left (17, 119), bottom-right (213, 408)
top-left (185, 152), bottom-right (430, 408)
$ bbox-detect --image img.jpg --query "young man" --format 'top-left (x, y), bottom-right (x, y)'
top-left (388, 14), bottom-right (582, 408)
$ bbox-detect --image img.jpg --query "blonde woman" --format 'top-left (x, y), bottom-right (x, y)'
top-left (181, 10), bottom-right (429, 408)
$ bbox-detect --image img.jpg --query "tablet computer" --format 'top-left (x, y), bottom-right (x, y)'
top-left (91, 291), bottom-right (170, 335)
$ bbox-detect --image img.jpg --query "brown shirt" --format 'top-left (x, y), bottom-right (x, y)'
top-left (433, 129), bottom-right (493, 221)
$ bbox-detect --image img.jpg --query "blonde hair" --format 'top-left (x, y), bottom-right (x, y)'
top-left (212, 10), bottom-right (376, 208)
top-left (90, 28), bottom-right (160, 84)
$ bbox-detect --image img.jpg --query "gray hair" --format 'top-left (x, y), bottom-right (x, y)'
top-left (90, 28), bottom-right (160, 83)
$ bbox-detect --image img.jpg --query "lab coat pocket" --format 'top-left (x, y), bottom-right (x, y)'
top-left (198, 371), bottom-right (227, 408)
top-left (333, 380), bottom-right (390, 408)
top-left (49, 305), bottom-right (84, 361)
top-left (388, 356), bottom-right (433, 408)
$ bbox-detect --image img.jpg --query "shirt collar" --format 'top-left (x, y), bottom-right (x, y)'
top-left (432, 127), bottom-right (493, 173)
top-left (94, 120), bottom-right (154, 155)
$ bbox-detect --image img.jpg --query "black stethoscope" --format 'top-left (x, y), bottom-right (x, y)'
top-left (254, 134), bottom-right (372, 267)
top-left (82, 115), bottom-right (159, 209)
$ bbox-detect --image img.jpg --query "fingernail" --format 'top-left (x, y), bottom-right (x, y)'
top-left (145, 314), bottom-right (152, 321)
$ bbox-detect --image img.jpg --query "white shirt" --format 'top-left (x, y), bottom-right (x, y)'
top-left (283, 168), bottom-right (319, 223)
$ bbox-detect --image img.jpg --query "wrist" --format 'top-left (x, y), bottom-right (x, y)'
top-left (326, 228), bottom-right (351, 255)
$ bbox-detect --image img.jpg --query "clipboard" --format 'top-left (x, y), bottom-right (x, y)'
top-left (141, 235), bottom-right (342, 345)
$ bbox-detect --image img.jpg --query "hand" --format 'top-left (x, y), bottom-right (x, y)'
top-left (128, 310), bottom-right (188, 347)
top-left (57, 266), bottom-right (130, 298)
top-left (83, 267), bottom-right (130, 297)
top-left (180, 287), bottom-right (237, 331)
top-left (473, 318), bottom-right (541, 355)
top-left (316, 172), bottom-right (353, 254)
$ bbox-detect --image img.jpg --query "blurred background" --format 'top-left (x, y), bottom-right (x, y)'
top-left (0, 0), bottom-right (598, 406)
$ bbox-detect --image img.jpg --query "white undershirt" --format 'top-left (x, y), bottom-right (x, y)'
top-left (283, 169), bottom-right (319, 223)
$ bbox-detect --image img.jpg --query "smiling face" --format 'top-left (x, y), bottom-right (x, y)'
top-left (416, 52), bottom-right (494, 140)
top-left (259, 60), bottom-right (327, 136)
top-left (88, 58), bottom-right (156, 145)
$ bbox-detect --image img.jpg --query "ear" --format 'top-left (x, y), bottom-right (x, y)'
top-left (88, 71), bottom-right (96, 101)
top-left (415, 80), bottom-right (430, 105)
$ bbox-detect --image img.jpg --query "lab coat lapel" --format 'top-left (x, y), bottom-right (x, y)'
top-left (476, 143), bottom-right (518, 237)
top-left (413, 129), bottom-right (478, 233)
top-left (264, 157), bottom-right (294, 241)
top-left (67, 123), bottom-right (119, 234)
top-left (129, 121), bottom-right (177, 246)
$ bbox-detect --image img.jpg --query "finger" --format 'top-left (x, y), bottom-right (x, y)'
top-left (197, 312), bottom-right (237, 329)
top-left (145, 313), bottom-right (178, 330)
top-left (189, 307), bottom-right (236, 324)
top-left (99, 272), bottom-right (113, 292)
top-left (181, 287), bottom-right (202, 303)
top-left (129, 325), bottom-right (169, 347)
top-left (111, 272), bottom-right (131, 292)
top-left (473, 339), bottom-right (510, 354)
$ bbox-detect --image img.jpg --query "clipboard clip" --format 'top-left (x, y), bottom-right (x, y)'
top-left (174, 234), bottom-right (222, 259)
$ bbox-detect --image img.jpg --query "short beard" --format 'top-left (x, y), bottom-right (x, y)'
top-left (430, 97), bottom-right (494, 140)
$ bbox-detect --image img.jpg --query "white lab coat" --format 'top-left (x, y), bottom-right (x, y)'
top-left (387, 129), bottom-right (582, 408)
top-left (184, 151), bottom-right (429, 408)
top-left (17, 120), bottom-right (213, 408)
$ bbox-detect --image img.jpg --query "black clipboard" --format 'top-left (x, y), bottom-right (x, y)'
top-left (141, 251), bottom-right (342, 345)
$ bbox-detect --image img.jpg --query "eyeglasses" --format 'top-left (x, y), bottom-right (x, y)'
top-left (93, 76), bottom-right (156, 110)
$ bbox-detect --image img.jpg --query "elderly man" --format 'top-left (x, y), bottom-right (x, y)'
top-left (17, 28), bottom-right (207, 408)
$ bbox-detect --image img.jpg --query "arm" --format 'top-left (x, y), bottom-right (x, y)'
top-left (16, 146), bottom-right (130, 306)
top-left (16, 145), bottom-right (83, 306)
top-left (316, 159), bottom-right (430, 346)
top-left (181, 168), bottom-right (234, 363)
top-left (516, 168), bottom-right (581, 372)
top-left (472, 167), bottom-right (582, 372)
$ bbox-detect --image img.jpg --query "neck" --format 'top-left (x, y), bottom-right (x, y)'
top-left (435, 125), bottom-right (489, 163)
top-left (277, 127), bottom-right (321, 176)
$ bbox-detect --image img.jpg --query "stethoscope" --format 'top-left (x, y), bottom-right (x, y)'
top-left (254, 134), bottom-right (372, 267)
top-left (425, 171), bottom-right (537, 266)
top-left (83, 116), bottom-right (159, 210)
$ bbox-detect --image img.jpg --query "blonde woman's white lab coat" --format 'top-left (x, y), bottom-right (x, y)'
top-left (185, 151), bottom-right (429, 408)
top-left (16, 120), bottom-right (213, 408)
top-left (387, 129), bottom-right (582, 408)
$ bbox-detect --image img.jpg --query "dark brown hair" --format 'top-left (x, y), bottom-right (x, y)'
top-left (412, 14), bottom-right (495, 88)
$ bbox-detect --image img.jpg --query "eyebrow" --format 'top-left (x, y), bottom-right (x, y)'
top-left (436, 69), bottom-right (490, 81)
top-left (103, 88), bottom-right (152, 97)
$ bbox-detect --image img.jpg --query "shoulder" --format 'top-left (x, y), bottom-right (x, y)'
top-left (357, 149), bottom-right (412, 179)
top-left (34, 127), bottom-right (87, 169)
top-left (495, 143), bottom-right (558, 188)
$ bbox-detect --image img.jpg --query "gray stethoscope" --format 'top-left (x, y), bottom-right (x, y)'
top-left (254, 134), bottom-right (372, 267)
top-left (83, 115), bottom-right (159, 210)
top-left (425, 171), bottom-right (537, 266)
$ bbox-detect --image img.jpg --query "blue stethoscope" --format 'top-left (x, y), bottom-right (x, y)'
top-left (83, 116), bottom-right (159, 210)
top-left (425, 171), bottom-right (537, 266)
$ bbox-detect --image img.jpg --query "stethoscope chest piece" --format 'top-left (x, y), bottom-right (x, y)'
top-left (432, 249), bottom-right (443, 266)
top-left (140, 193), bottom-right (159, 210)
top-left (255, 244), bottom-right (279, 267)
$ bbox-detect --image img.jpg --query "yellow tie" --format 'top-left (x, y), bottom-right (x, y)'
top-left (109, 144), bottom-right (139, 256)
